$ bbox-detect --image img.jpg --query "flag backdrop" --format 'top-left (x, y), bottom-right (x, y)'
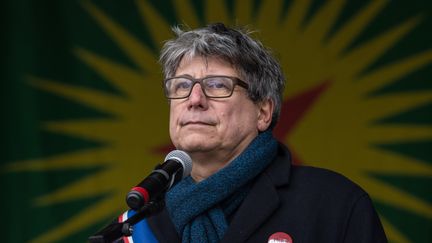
top-left (1, 0), bottom-right (431, 242)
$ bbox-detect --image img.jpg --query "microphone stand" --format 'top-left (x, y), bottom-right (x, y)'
top-left (88, 199), bottom-right (165, 243)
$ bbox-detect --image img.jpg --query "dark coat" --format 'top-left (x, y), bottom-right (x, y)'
top-left (147, 144), bottom-right (388, 243)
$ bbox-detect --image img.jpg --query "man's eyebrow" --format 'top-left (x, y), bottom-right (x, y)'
top-left (171, 74), bottom-right (193, 79)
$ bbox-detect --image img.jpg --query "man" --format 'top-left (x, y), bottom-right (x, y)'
top-left (121, 23), bottom-right (387, 243)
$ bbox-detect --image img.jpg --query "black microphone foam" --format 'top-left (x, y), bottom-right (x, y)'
top-left (126, 150), bottom-right (192, 210)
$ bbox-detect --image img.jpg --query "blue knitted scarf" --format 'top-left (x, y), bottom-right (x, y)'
top-left (166, 131), bottom-right (278, 243)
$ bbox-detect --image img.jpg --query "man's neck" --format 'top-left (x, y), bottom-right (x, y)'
top-left (188, 148), bottom-right (241, 182)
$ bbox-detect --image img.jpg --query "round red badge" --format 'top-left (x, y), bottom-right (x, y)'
top-left (268, 232), bottom-right (293, 243)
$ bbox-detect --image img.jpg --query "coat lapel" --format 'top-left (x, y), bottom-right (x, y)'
top-left (222, 143), bottom-right (292, 242)
top-left (221, 174), bottom-right (280, 242)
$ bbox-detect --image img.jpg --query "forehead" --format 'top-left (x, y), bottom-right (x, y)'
top-left (175, 56), bottom-right (238, 77)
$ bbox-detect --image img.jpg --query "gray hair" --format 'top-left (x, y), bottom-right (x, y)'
top-left (159, 23), bottom-right (285, 129)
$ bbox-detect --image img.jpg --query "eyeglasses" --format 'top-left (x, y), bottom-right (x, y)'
top-left (164, 75), bottom-right (249, 99)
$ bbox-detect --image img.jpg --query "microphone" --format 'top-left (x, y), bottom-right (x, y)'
top-left (126, 150), bottom-right (192, 210)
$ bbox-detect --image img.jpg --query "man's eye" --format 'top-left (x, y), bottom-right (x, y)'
top-left (175, 80), bottom-right (192, 90)
top-left (206, 79), bottom-right (228, 89)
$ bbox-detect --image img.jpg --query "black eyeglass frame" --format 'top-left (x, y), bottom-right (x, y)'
top-left (163, 75), bottom-right (249, 99)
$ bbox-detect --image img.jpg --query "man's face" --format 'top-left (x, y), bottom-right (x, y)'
top-left (168, 56), bottom-right (272, 158)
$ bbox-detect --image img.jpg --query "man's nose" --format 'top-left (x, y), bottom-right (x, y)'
top-left (188, 83), bottom-right (208, 108)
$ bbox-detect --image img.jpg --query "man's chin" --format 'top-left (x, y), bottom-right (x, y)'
top-left (176, 140), bottom-right (216, 153)
top-left (172, 131), bottom-right (218, 150)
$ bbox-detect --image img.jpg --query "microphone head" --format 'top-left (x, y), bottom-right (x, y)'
top-left (164, 150), bottom-right (192, 179)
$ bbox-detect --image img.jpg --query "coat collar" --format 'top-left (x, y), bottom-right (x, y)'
top-left (263, 143), bottom-right (292, 187)
top-left (221, 143), bottom-right (292, 242)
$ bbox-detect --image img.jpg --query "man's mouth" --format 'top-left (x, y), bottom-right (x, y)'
top-left (182, 121), bottom-right (214, 126)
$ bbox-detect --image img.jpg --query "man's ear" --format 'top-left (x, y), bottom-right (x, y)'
top-left (257, 99), bottom-right (274, 132)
